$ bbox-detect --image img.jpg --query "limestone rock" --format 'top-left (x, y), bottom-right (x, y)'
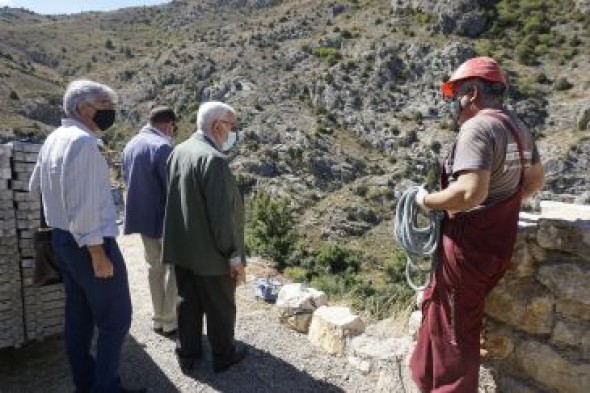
top-left (276, 283), bottom-right (327, 333)
top-left (486, 279), bottom-right (554, 334)
top-left (551, 320), bottom-right (590, 358)
top-left (375, 353), bottom-right (421, 393)
top-left (516, 340), bottom-right (590, 393)
top-left (537, 264), bottom-right (590, 305)
top-left (481, 334), bottom-right (514, 360)
top-left (308, 306), bottom-right (365, 355)
top-left (508, 237), bottom-right (536, 278)
top-left (556, 299), bottom-right (590, 322)
top-left (536, 208), bottom-right (590, 261)
top-left (348, 335), bottom-right (413, 362)
top-left (408, 311), bottom-right (422, 340)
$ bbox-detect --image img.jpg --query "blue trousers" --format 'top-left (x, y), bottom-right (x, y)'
top-left (52, 229), bottom-right (132, 393)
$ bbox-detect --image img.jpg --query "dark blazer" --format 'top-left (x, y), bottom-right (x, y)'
top-left (122, 125), bottom-right (172, 238)
top-left (162, 133), bottom-right (245, 276)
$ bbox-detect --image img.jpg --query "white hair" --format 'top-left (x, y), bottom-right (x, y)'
top-left (63, 79), bottom-right (117, 119)
top-left (196, 101), bottom-right (235, 133)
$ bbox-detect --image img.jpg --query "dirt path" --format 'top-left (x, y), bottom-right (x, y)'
top-left (0, 233), bottom-right (380, 392)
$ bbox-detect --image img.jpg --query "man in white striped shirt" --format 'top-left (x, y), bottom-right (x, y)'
top-left (29, 80), bottom-right (143, 393)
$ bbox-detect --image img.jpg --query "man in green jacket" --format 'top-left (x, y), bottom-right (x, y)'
top-left (162, 101), bottom-right (246, 374)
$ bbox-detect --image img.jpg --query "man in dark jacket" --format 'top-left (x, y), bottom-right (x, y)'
top-left (122, 106), bottom-right (177, 337)
top-left (162, 101), bottom-right (246, 374)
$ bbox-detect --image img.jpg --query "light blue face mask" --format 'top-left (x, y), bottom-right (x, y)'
top-left (222, 131), bottom-right (237, 152)
top-left (449, 99), bottom-right (462, 122)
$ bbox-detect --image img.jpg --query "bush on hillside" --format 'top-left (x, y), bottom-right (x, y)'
top-left (553, 76), bottom-right (573, 91)
top-left (246, 191), bottom-right (297, 268)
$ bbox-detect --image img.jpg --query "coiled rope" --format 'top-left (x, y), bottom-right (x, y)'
top-left (394, 187), bottom-right (444, 291)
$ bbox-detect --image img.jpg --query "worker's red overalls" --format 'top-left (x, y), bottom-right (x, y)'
top-left (409, 112), bottom-right (526, 392)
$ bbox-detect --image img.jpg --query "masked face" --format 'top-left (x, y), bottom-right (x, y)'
top-left (222, 131), bottom-right (237, 152)
top-left (92, 109), bottom-right (116, 131)
top-left (449, 99), bottom-right (462, 122)
top-left (448, 89), bottom-right (472, 124)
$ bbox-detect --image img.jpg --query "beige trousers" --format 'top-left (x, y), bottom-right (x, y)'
top-left (141, 235), bottom-right (177, 332)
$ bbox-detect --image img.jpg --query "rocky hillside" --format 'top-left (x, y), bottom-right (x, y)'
top-left (0, 0), bottom-right (588, 310)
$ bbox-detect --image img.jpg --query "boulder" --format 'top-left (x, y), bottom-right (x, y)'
top-left (515, 340), bottom-right (590, 393)
top-left (485, 278), bottom-right (554, 335)
top-left (308, 306), bottom-right (365, 355)
top-left (276, 283), bottom-right (327, 333)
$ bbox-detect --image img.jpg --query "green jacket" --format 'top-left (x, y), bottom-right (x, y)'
top-left (162, 133), bottom-right (245, 276)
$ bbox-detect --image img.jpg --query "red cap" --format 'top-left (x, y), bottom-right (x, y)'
top-left (441, 57), bottom-right (507, 98)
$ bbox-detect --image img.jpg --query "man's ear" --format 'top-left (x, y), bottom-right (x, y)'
top-left (469, 85), bottom-right (479, 104)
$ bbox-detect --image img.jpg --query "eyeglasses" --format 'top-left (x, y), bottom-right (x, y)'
top-left (218, 119), bottom-right (235, 128)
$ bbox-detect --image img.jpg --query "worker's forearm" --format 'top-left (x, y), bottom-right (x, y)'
top-left (424, 184), bottom-right (481, 212)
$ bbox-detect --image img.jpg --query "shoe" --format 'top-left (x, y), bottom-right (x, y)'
top-left (154, 327), bottom-right (177, 339)
top-left (213, 343), bottom-right (247, 373)
top-left (178, 355), bottom-right (201, 375)
top-left (176, 349), bottom-right (202, 375)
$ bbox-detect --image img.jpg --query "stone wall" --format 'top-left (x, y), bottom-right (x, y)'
top-left (484, 202), bottom-right (590, 393)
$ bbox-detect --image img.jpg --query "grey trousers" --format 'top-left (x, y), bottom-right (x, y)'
top-left (141, 235), bottom-right (177, 331)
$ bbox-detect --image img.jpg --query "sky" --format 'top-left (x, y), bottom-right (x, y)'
top-left (0, 0), bottom-right (171, 15)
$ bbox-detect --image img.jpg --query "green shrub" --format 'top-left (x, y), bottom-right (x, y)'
top-left (9, 90), bottom-right (19, 100)
top-left (311, 47), bottom-right (342, 65)
top-left (553, 76), bottom-right (573, 91)
top-left (283, 266), bottom-right (309, 282)
top-left (246, 191), bottom-right (298, 268)
top-left (315, 243), bottom-right (361, 274)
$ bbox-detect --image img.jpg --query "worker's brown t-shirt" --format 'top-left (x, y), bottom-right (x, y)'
top-left (444, 109), bottom-right (540, 206)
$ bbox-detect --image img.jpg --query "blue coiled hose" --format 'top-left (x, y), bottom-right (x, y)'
top-left (394, 187), bottom-right (444, 291)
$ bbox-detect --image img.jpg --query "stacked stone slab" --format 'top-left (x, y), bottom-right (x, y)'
top-left (11, 141), bottom-right (65, 342)
top-left (0, 143), bottom-right (25, 348)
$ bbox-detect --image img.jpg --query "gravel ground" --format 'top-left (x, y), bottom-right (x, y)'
top-left (0, 233), bottom-right (380, 392)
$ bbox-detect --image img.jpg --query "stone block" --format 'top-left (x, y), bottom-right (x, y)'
top-left (408, 310), bottom-right (422, 340)
top-left (556, 299), bottom-right (590, 322)
top-left (536, 203), bottom-right (590, 260)
top-left (348, 335), bottom-right (412, 362)
top-left (508, 237), bottom-right (535, 278)
top-left (551, 320), bottom-right (590, 358)
top-left (515, 340), bottom-right (590, 393)
top-left (537, 263), bottom-right (590, 305)
top-left (481, 334), bottom-right (514, 360)
top-left (308, 306), bottom-right (365, 355)
top-left (486, 279), bottom-right (554, 334)
top-left (276, 283), bottom-right (327, 333)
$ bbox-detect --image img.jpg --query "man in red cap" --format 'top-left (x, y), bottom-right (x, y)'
top-left (409, 57), bottom-right (544, 392)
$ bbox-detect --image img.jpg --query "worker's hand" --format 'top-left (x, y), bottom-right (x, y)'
top-left (88, 245), bottom-right (114, 279)
top-left (415, 186), bottom-right (431, 214)
top-left (231, 263), bottom-right (246, 286)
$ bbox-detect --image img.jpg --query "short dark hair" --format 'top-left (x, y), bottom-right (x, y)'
top-left (149, 106), bottom-right (176, 124)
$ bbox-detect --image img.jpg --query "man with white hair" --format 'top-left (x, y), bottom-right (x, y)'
top-left (29, 80), bottom-right (142, 393)
top-left (162, 101), bottom-right (246, 374)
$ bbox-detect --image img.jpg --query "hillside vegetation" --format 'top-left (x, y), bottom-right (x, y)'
top-left (1, 0), bottom-right (588, 318)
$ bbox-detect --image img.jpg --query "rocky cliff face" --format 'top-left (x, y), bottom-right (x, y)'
top-left (0, 0), bottom-right (588, 259)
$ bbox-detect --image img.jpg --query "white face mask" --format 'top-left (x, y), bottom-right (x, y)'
top-left (222, 131), bottom-right (237, 152)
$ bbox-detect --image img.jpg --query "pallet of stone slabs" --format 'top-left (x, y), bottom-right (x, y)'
top-left (0, 331), bottom-right (25, 349)
top-left (26, 322), bottom-right (62, 340)
top-left (0, 254), bottom-right (21, 273)
top-left (26, 318), bottom-right (64, 341)
top-left (0, 268), bottom-right (21, 286)
top-left (23, 284), bottom-right (65, 300)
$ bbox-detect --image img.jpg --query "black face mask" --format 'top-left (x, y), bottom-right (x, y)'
top-left (93, 109), bottom-right (116, 131)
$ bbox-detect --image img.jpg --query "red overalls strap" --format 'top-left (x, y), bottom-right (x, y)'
top-left (410, 110), bottom-right (527, 393)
